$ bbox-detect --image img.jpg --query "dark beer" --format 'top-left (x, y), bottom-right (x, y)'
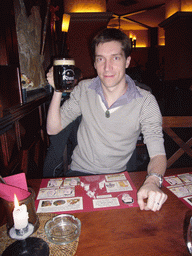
top-left (53, 58), bottom-right (75, 91)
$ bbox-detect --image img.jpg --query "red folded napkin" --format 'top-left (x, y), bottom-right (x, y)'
top-left (0, 173), bottom-right (31, 201)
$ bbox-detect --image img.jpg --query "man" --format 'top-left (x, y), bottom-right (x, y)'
top-left (47, 28), bottom-right (167, 212)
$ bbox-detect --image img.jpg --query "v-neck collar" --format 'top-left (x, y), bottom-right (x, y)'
top-left (89, 75), bottom-right (143, 110)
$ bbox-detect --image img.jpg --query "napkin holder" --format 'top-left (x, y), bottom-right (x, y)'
top-left (2, 187), bottom-right (39, 234)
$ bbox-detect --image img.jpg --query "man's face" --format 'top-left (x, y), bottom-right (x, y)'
top-left (94, 41), bottom-right (131, 90)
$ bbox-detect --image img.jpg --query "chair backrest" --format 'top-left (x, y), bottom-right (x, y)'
top-left (162, 116), bottom-right (192, 169)
top-left (43, 116), bottom-right (81, 178)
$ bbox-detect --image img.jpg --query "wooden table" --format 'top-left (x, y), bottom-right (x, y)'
top-left (1, 169), bottom-right (192, 255)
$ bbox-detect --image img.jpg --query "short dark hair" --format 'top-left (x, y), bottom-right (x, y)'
top-left (91, 28), bottom-right (132, 61)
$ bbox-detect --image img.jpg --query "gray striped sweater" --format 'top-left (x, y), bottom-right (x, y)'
top-left (60, 77), bottom-right (166, 174)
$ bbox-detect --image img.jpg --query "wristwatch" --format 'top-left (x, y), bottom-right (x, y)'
top-left (146, 173), bottom-right (163, 187)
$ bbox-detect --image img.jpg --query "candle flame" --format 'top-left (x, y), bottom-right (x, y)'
top-left (14, 194), bottom-right (19, 209)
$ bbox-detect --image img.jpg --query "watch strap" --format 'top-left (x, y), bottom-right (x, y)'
top-left (146, 173), bottom-right (163, 187)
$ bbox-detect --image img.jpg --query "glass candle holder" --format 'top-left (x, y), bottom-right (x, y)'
top-left (2, 187), bottom-right (39, 234)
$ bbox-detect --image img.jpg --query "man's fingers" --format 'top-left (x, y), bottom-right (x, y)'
top-left (137, 192), bottom-right (148, 210)
top-left (137, 186), bottom-right (168, 212)
top-left (146, 191), bottom-right (161, 211)
top-left (146, 191), bottom-right (168, 212)
top-left (46, 67), bottom-right (55, 88)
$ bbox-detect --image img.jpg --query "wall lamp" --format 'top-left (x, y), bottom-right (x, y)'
top-left (61, 14), bottom-right (71, 57)
top-left (130, 36), bottom-right (136, 48)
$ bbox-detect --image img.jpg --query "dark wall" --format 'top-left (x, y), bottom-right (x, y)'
top-left (160, 12), bottom-right (192, 81)
top-left (0, 0), bottom-right (19, 66)
top-left (0, 0), bottom-right (22, 114)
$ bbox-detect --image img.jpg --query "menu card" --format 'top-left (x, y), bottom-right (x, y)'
top-left (36, 171), bottom-right (139, 214)
top-left (163, 172), bottom-right (192, 210)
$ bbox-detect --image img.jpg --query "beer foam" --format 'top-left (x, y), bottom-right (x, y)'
top-left (54, 59), bottom-right (75, 66)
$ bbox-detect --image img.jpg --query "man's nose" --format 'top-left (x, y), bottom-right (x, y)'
top-left (104, 59), bottom-right (112, 71)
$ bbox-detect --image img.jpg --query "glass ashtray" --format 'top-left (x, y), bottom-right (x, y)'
top-left (44, 214), bottom-right (81, 245)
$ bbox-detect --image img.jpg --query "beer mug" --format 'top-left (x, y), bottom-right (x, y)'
top-left (53, 58), bottom-right (75, 91)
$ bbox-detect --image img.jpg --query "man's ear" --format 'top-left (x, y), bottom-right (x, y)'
top-left (126, 56), bottom-right (131, 69)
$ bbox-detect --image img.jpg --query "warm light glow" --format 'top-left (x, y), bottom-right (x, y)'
top-left (159, 40), bottom-right (165, 46)
top-left (14, 194), bottom-right (19, 209)
top-left (166, 0), bottom-right (179, 18)
top-left (135, 44), bottom-right (147, 48)
top-left (127, 31), bottom-right (148, 48)
top-left (70, 4), bottom-right (104, 12)
top-left (53, 21), bottom-right (56, 32)
top-left (64, 0), bottom-right (106, 13)
top-left (108, 17), bottom-right (148, 31)
top-left (165, 0), bottom-right (192, 18)
top-left (129, 33), bottom-right (136, 40)
top-left (181, 1), bottom-right (192, 12)
top-left (124, 30), bottom-right (148, 48)
top-left (158, 27), bottom-right (165, 46)
top-left (62, 14), bottom-right (70, 32)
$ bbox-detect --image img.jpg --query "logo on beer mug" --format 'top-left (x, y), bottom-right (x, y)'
top-left (62, 69), bottom-right (74, 81)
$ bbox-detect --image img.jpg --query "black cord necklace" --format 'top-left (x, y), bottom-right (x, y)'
top-left (104, 83), bottom-right (128, 118)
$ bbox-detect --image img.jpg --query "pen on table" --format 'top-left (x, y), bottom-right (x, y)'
top-left (0, 175), bottom-right (6, 184)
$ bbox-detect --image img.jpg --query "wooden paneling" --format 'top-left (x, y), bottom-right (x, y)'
top-left (0, 95), bottom-right (50, 178)
top-left (0, 0), bottom-right (50, 178)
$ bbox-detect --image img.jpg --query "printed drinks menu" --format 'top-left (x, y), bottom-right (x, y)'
top-left (164, 172), bottom-right (192, 210)
top-left (36, 171), bottom-right (139, 214)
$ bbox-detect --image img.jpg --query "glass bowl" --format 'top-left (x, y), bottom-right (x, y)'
top-left (44, 214), bottom-right (81, 245)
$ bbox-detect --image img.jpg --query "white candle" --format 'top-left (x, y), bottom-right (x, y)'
top-left (13, 194), bottom-right (29, 230)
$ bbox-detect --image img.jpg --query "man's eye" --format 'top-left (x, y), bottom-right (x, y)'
top-left (96, 57), bottom-right (103, 62)
top-left (114, 56), bottom-right (120, 60)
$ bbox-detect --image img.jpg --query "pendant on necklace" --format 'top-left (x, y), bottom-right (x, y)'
top-left (105, 110), bottom-right (110, 118)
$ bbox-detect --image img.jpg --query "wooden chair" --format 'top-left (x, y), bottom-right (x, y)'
top-left (162, 116), bottom-right (192, 169)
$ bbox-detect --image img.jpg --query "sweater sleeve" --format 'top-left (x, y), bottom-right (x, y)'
top-left (60, 82), bottom-right (83, 128)
top-left (139, 92), bottom-right (166, 158)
